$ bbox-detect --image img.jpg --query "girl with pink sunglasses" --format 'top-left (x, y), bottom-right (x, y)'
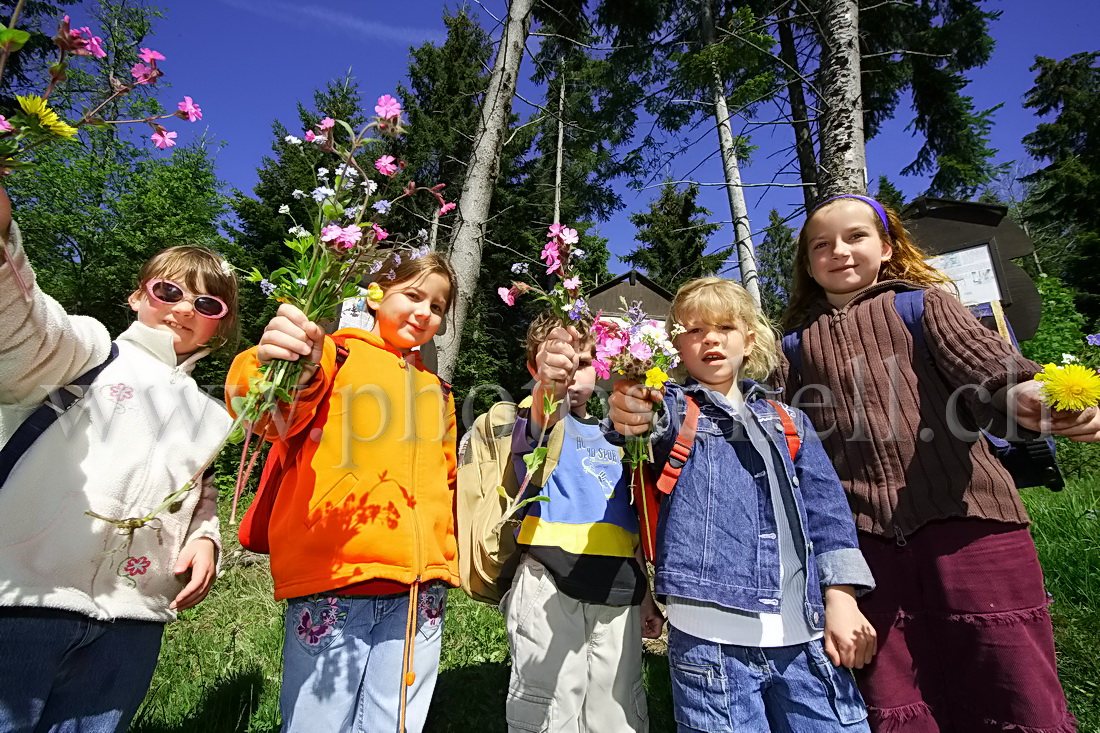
top-left (0, 185), bottom-right (239, 732)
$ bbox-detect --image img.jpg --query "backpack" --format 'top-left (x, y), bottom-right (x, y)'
top-left (781, 290), bottom-right (1064, 491)
top-left (0, 344), bottom-right (119, 491)
top-left (455, 402), bottom-right (566, 604)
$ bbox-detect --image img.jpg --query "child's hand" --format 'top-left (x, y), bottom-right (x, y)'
top-left (170, 537), bottom-right (217, 611)
top-left (1010, 380), bottom-right (1100, 442)
top-left (257, 304), bottom-right (325, 386)
top-left (609, 379), bottom-right (663, 436)
top-left (640, 590), bottom-right (664, 639)
top-left (535, 325), bottom-right (581, 398)
top-left (823, 585), bottom-right (876, 668)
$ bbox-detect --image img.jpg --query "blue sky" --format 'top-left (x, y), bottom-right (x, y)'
top-left (63, 0), bottom-right (1100, 273)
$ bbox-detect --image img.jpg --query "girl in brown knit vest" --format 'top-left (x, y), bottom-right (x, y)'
top-left (780, 194), bottom-right (1100, 733)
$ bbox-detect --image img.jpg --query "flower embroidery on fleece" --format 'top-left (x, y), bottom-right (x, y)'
top-left (296, 597), bottom-right (347, 646)
top-left (103, 382), bottom-right (134, 414)
top-left (418, 584), bottom-right (446, 627)
top-left (124, 556), bottom-right (151, 576)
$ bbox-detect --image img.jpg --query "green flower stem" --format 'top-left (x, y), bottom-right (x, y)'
top-left (498, 388), bottom-right (562, 526)
top-left (0, 0), bottom-right (27, 87)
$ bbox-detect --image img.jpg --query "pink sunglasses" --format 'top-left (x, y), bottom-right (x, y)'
top-left (145, 279), bottom-right (229, 319)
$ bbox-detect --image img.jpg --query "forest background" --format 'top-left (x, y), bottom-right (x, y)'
top-left (1, 0), bottom-right (1099, 730)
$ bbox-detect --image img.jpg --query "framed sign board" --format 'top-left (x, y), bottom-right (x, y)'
top-left (924, 240), bottom-right (1006, 306)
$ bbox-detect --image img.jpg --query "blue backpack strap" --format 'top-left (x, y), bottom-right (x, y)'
top-left (781, 329), bottom-right (803, 374)
top-left (0, 343), bottom-right (120, 490)
top-left (893, 290), bottom-right (928, 359)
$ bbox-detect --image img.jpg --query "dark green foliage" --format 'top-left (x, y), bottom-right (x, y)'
top-left (859, 0), bottom-right (1002, 198)
top-left (622, 180), bottom-right (724, 293)
top-left (1021, 53), bottom-right (1100, 324)
top-left (756, 209), bottom-right (795, 324)
top-left (229, 76), bottom-right (369, 344)
top-left (1018, 274), bottom-right (1087, 367)
top-left (0, 0), bottom-right (78, 104)
top-left (874, 175), bottom-right (906, 213)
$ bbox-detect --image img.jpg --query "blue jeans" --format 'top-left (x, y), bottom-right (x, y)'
top-left (0, 607), bottom-right (164, 733)
top-left (668, 625), bottom-right (869, 732)
top-left (280, 583), bottom-right (447, 733)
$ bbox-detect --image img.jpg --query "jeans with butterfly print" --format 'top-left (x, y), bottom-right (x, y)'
top-left (279, 583), bottom-right (447, 733)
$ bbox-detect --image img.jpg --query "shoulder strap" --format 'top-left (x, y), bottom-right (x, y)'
top-left (656, 395), bottom-right (700, 495)
top-left (781, 329), bottom-right (803, 374)
top-left (893, 290), bottom-right (929, 362)
top-left (763, 399), bottom-right (801, 461)
top-left (0, 343), bottom-right (120, 490)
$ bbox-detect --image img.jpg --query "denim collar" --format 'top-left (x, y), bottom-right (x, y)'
top-left (680, 378), bottom-right (780, 422)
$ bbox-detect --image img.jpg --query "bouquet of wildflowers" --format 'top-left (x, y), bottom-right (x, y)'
top-left (1035, 333), bottom-right (1100, 412)
top-left (495, 223), bottom-right (592, 521)
top-left (592, 301), bottom-right (681, 485)
top-left (0, 9), bottom-right (203, 298)
top-left (226, 94), bottom-right (455, 519)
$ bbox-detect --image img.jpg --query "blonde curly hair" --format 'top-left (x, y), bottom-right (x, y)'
top-left (668, 277), bottom-right (779, 382)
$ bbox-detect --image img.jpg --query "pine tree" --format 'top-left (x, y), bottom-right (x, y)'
top-left (622, 181), bottom-right (724, 293)
top-left (756, 209), bottom-right (796, 324)
top-left (1021, 52), bottom-right (1100, 323)
top-left (875, 175), bottom-right (906, 212)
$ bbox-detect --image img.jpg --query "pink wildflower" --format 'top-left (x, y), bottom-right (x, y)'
top-left (318, 117), bottom-right (335, 130)
top-left (498, 287), bottom-right (516, 306)
top-left (0, 116), bottom-right (11, 133)
top-left (130, 62), bottom-right (158, 85)
top-left (596, 335), bottom-right (625, 360)
top-left (372, 224), bottom-right (389, 242)
top-left (339, 225), bottom-right (363, 247)
top-left (547, 223), bottom-right (565, 239)
top-left (177, 96), bottom-right (202, 122)
top-left (558, 227), bottom-right (579, 245)
top-left (71, 26), bottom-right (106, 58)
top-left (541, 240), bottom-right (562, 275)
top-left (563, 276), bottom-right (581, 290)
top-left (138, 48), bottom-right (165, 63)
top-left (320, 224), bottom-right (344, 243)
top-left (593, 358), bottom-right (610, 380)
top-left (304, 130), bottom-right (317, 142)
top-left (374, 155), bottom-right (398, 177)
top-left (629, 340), bottom-right (653, 361)
top-left (151, 129), bottom-right (177, 149)
top-left (375, 94), bottom-right (402, 119)
top-left (439, 201), bottom-right (456, 216)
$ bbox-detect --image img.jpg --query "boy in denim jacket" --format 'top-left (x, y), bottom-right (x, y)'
top-left (503, 312), bottom-right (663, 732)
top-left (607, 279), bottom-right (876, 732)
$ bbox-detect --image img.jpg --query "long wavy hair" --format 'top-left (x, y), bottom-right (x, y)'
top-left (781, 196), bottom-right (953, 330)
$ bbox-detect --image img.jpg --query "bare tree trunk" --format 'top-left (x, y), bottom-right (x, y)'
top-left (700, 0), bottom-right (760, 304)
top-left (816, 0), bottom-right (866, 199)
top-left (777, 0), bottom-right (818, 210)
top-left (553, 68), bottom-right (565, 224)
top-left (436, 0), bottom-right (535, 382)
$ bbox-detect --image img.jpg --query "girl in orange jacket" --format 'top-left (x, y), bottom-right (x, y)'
top-left (227, 253), bottom-right (458, 733)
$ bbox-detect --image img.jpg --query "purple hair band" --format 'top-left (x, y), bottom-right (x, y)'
top-left (815, 194), bottom-right (891, 232)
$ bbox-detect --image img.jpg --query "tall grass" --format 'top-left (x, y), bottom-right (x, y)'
top-left (132, 475), bottom-right (1100, 732)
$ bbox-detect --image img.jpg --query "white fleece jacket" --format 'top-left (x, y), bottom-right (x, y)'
top-left (0, 222), bottom-right (231, 622)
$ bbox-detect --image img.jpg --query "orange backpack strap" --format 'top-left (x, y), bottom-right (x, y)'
top-left (656, 395), bottom-right (700, 495)
top-left (763, 399), bottom-right (801, 461)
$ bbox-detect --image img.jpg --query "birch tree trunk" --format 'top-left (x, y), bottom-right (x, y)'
top-left (435, 0), bottom-right (535, 382)
top-left (699, 0), bottom-right (760, 304)
top-left (777, 0), bottom-right (818, 210)
top-left (816, 0), bottom-right (867, 198)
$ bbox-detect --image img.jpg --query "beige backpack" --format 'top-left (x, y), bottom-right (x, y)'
top-left (456, 402), bottom-right (565, 604)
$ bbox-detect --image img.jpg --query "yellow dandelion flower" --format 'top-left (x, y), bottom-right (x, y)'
top-left (366, 282), bottom-right (384, 303)
top-left (1035, 363), bottom-right (1100, 412)
top-left (17, 94), bottom-right (78, 138)
top-left (645, 366), bottom-right (670, 389)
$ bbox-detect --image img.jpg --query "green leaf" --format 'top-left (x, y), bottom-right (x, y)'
top-left (495, 485), bottom-right (508, 499)
top-left (0, 28), bottom-right (31, 51)
top-left (523, 446), bottom-right (549, 472)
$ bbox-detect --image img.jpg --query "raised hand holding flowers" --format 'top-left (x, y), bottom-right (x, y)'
top-left (228, 94), bottom-right (456, 520)
top-left (1034, 334), bottom-right (1100, 413)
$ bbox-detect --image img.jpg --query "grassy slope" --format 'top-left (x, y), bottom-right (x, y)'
top-left (132, 475), bottom-right (1100, 732)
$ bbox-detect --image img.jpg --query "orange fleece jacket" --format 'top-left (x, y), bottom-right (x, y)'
top-left (226, 329), bottom-right (459, 600)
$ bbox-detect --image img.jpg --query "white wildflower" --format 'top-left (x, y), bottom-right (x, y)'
top-left (278, 204), bottom-right (291, 215)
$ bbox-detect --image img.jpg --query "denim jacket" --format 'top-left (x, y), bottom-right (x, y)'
top-left (603, 379), bottom-right (874, 632)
